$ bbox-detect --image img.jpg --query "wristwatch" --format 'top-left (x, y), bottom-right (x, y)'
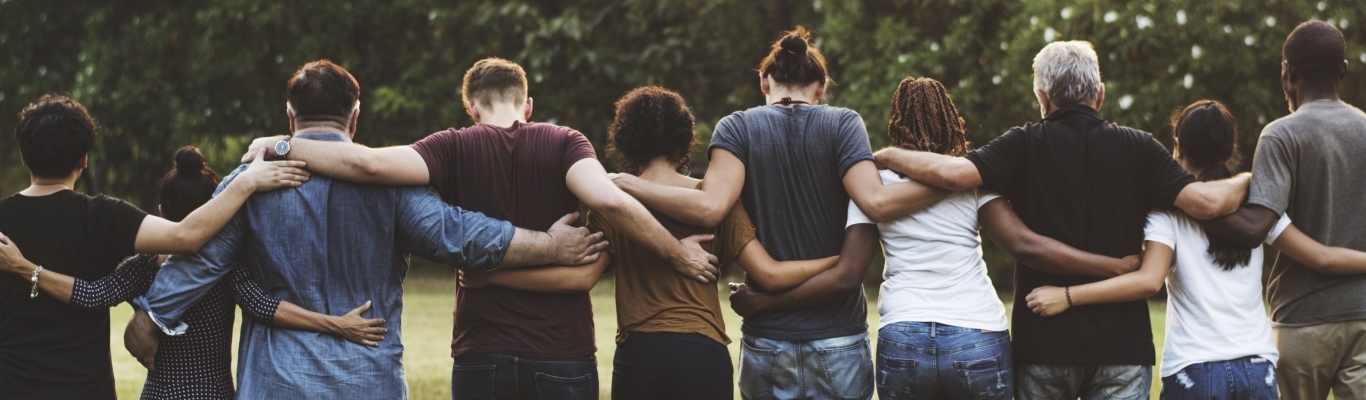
top-left (274, 137), bottom-right (292, 159)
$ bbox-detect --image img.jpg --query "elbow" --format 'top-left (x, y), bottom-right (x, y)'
top-left (1138, 279), bottom-right (1165, 298)
top-left (1185, 201), bottom-right (1221, 221)
top-left (570, 275), bottom-right (600, 292)
top-left (174, 231), bottom-right (210, 254)
top-left (859, 198), bottom-right (893, 223)
top-left (694, 202), bottom-right (729, 228)
top-left (941, 174), bottom-right (974, 192)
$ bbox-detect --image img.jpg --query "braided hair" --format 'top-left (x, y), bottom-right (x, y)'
top-left (887, 77), bottom-right (968, 156)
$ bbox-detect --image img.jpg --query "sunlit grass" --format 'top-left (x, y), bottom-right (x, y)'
top-left (109, 269), bottom-right (1191, 399)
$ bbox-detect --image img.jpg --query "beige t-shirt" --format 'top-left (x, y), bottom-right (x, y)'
top-left (587, 190), bottom-right (756, 345)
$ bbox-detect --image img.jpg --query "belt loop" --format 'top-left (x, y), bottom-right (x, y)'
top-left (930, 322), bottom-right (937, 338)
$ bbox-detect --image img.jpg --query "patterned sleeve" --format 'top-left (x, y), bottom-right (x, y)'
top-left (70, 254), bottom-right (160, 309)
top-left (229, 265), bottom-right (280, 326)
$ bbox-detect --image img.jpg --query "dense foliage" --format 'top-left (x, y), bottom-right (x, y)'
top-left (3, 0), bottom-right (1362, 285)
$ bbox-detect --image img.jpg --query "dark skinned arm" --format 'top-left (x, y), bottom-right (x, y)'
top-left (1199, 204), bottom-right (1280, 248)
top-left (728, 223), bottom-right (879, 317)
top-left (979, 198), bottom-right (1140, 278)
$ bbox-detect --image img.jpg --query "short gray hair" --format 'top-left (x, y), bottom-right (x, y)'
top-left (1032, 41), bottom-right (1102, 107)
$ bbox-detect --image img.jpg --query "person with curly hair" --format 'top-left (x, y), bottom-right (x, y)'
top-left (595, 86), bottom-right (840, 400)
top-left (860, 77), bottom-right (1142, 399)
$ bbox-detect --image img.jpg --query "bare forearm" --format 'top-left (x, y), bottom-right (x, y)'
top-left (1272, 224), bottom-right (1366, 275)
top-left (475, 265), bottom-right (602, 294)
top-left (745, 255), bottom-right (840, 292)
top-left (750, 225), bottom-right (878, 313)
top-left (980, 199), bottom-right (1131, 278)
top-left (595, 199), bottom-right (686, 266)
top-left (1200, 205), bottom-right (1278, 248)
top-left (287, 139), bottom-right (381, 182)
top-left (12, 261), bottom-right (75, 303)
top-left (270, 301), bottom-right (337, 333)
top-left (875, 148), bottom-right (978, 191)
top-left (615, 179), bottom-right (728, 228)
top-left (501, 229), bottom-right (561, 268)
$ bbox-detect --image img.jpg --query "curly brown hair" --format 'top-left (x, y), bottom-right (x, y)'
top-left (757, 26), bottom-right (830, 88)
top-left (608, 86), bottom-right (696, 176)
top-left (887, 77), bottom-right (968, 156)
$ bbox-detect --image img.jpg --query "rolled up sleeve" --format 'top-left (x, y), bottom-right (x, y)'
top-left (396, 187), bottom-right (516, 271)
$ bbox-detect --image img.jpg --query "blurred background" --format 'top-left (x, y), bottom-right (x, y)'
top-left (2, 1), bottom-right (1362, 398)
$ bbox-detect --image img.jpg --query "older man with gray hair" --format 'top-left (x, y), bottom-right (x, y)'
top-left (874, 41), bottom-right (1250, 399)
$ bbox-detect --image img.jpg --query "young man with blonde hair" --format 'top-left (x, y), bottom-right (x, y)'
top-left (246, 57), bottom-right (716, 399)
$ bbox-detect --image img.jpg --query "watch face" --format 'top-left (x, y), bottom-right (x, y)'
top-left (274, 140), bottom-right (291, 157)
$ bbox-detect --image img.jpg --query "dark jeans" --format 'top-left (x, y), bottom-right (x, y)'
top-left (1160, 356), bottom-right (1278, 400)
top-left (611, 332), bottom-right (733, 400)
top-left (450, 353), bottom-right (597, 400)
top-left (1016, 363), bottom-right (1152, 400)
top-left (876, 322), bottom-right (1014, 400)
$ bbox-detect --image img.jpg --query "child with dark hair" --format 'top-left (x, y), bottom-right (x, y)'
top-left (1027, 99), bottom-right (1366, 399)
top-left (0, 145), bottom-right (380, 400)
top-left (0, 95), bottom-right (308, 399)
top-left (859, 77), bottom-right (1137, 400)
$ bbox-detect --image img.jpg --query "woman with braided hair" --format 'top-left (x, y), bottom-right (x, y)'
top-left (853, 77), bottom-right (1141, 399)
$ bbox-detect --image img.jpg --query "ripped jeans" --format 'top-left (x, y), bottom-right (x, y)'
top-left (1160, 356), bottom-right (1278, 400)
top-left (875, 322), bottom-right (1013, 400)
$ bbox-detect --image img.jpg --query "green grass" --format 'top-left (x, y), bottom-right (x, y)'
top-left (108, 270), bottom-right (1175, 399)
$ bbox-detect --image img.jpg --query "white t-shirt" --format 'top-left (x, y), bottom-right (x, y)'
top-left (847, 169), bottom-right (1008, 331)
top-left (1147, 210), bottom-right (1279, 377)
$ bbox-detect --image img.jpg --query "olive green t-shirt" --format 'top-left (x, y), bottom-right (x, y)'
top-left (587, 194), bottom-right (757, 345)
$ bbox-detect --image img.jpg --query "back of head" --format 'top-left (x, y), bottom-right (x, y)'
top-left (1171, 100), bottom-right (1248, 270)
top-left (1033, 41), bottom-right (1103, 107)
top-left (1283, 20), bottom-right (1347, 84)
top-left (286, 60), bottom-right (361, 128)
top-left (608, 86), bottom-right (696, 176)
top-left (757, 26), bottom-right (830, 88)
top-left (462, 58), bottom-right (528, 111)
top-left (887, 77), bottom-right (968, 156)
top-left (14, 95), bottom-right (99, 179)
top-left (158, 146), bottom-right (219, 222)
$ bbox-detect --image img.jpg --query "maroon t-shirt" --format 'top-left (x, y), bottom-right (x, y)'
top-left (411, 121), bottom-right (598, 359)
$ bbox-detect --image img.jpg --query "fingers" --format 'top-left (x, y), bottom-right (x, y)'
top-left (555, 212), bottom-right (581, 227)
top-left (252, 147), bottom-right (266, 163)
top-left (347, 300), bottom-right (372, 316)
top-left (584, 231), bottom-right (605, 244)
top-left (706, 254), bottom-right (720, 266)
top-left (684, 234), bottom-right (716, 244)
top-left (584, 240), bottom-right (610, 256)
top-left (728, 282), bottom-right (740, 293)
top-left (140, 355), bottom-right (155, 372)
top-left (364, 317), bottom-right (386, 327)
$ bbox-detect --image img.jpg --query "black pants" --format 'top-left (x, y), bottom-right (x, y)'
top-left (611, 332), bottom-right (733, 400)
top-left (451, 353), bottom-right (597, 400)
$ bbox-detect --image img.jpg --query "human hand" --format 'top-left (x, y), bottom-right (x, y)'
top-left (0, 233), bottom-right (37, 279)
top-left (1025, 286), bottom-right (1071, 317)
top-left (456, 269), bottom-right (493, 290)
top-left (546, 212), bottom-right (609, 266)
top-left (608, 173), bottom-right (640, 192)
top-left (241, 135), bottom-right (288, 163)
top-left (728, 282), bottom-right (768, 317)
top-left (124, 309), bottom-right (162, 371)
top-left (1118, 255), bottom-right (1142, 275)
top-left (331, 301), bottom-right (387, 347)
top-left (671, 234), bottom-right (719, 283)
top-left (236, 149), bottom-right (310, 192)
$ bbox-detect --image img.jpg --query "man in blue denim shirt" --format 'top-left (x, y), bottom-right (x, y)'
top-left (124, 60), bottom-right (606, 399)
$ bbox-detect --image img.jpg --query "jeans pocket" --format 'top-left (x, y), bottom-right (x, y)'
top-left (1248, 359), bottom-right (1278, 399)
top-left (534, 371), bottom-right (596, 400)
top-left (739, 338), bottom-right (780, 400)
top-left (816, 339), bottom-right (875, 400)
top-left (876, 355), bottom-right (916, 400)
top-left (1097, 365), bottom-right (1151, 400)
top-left (450, 364), bottom-right (497, 400)
top-left (1018, 365), bottom-right (1069, 399)
top-left (954, 355), bottom-right (1010, 400)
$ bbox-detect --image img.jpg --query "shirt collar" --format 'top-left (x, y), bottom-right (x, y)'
top-left (294, 132), bottom-right (352, 143)
top-left (1043, 104), bottom-right (1103, 123)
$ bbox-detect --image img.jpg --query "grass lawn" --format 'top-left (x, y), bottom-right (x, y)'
top-left (108, 268), bottom-right (1174, 399)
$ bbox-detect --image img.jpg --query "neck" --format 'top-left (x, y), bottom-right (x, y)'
top-left (476, 103), bottom-right (526, 129)
top-left (22, 173), bottom-right (78, 196)
top-left (637, 157), bottom-right (693, 185)
top-left (293, 123), bottom-right (350, 136)
top-left (1296, 86), bottom-right (1340, 108)
top-left (766, 85), bottom-right (819, 107)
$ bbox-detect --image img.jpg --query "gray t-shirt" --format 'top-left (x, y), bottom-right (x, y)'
top-left (710, 104), bottom-right (874, 341)
top-left (1247, 100), bottom-right (1366, 326)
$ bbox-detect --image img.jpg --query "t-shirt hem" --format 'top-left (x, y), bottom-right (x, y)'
top-left (1245, 198), bottom-right (1286, 215)
top-left (740, 324), bottom-right (868, 342)
top-left (451, 345), bottom-right (597, 359)
top-left (1271, 312), bottom-right (1366, 327)
top-left (1159, 352), bottom-right (1279, 377)
top-left (707, 142), bottom-right (745, 162)
top-left (877, 317), bottom-right (1008, 332)
top-left (618, 327), bottom-right (729, 346)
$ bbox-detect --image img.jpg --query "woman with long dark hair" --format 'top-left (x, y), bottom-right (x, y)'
top-left (1025, 100), bottom-right (1366, 399)
top-left (0, 146), bottom-right (382, 400)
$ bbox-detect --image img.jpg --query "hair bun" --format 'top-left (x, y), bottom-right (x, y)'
top-left (173, 146), bottom-right (207, 176)
top-left (780, 34), bottom-right (808, 55)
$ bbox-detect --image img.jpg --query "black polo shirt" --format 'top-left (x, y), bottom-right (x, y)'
top-left (966, 104), bottom-right (1194, 365)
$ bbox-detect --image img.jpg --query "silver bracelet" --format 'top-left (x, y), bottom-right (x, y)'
top-left (29, 265), bottom-right (43, 299)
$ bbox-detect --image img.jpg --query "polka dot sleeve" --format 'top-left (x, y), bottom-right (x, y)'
top-left (71, 254), bottom-right (159, 309)
top-left (228, 265), bottom-right (280, 325)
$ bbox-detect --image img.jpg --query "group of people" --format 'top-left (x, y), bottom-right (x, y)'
top-left (1, 17), bottom-right (1363, 400)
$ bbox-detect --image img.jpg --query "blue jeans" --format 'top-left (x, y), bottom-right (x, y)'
top-left (1017, 364), bottom-right (1152, 400)
top-left (1160, 356), bottom-right (1278, 400)
top-left (450, 354), bottom-right (597, 400)
top-left (875, 322), bottom-right (1013, 400)
top-left (738, 332), bottom-right (874, 400)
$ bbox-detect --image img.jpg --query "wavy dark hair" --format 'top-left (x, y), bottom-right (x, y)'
top-left (158, 146), bottom-right (219, 222)
top-left (757, 26), bottom-right (830, 88)
top-left (1171, 100), bottom-right (1250, 270)
top-left (607, 86), bottom-right (696, 176)
top-left (887, 77), bottom-right (968, 156)
top-left (15, 94), bottom-right (98, 179)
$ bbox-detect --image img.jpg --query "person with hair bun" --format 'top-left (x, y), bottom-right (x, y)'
top-left (611, 27), bottom-right (949, 400)
top-left (0, 145), bottom-right (384, 400)
top-left (858, 77), bottom-right (1141, 399)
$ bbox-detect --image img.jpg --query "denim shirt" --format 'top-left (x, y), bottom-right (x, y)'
top-left (131, 132), bottom-right (515, 399)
